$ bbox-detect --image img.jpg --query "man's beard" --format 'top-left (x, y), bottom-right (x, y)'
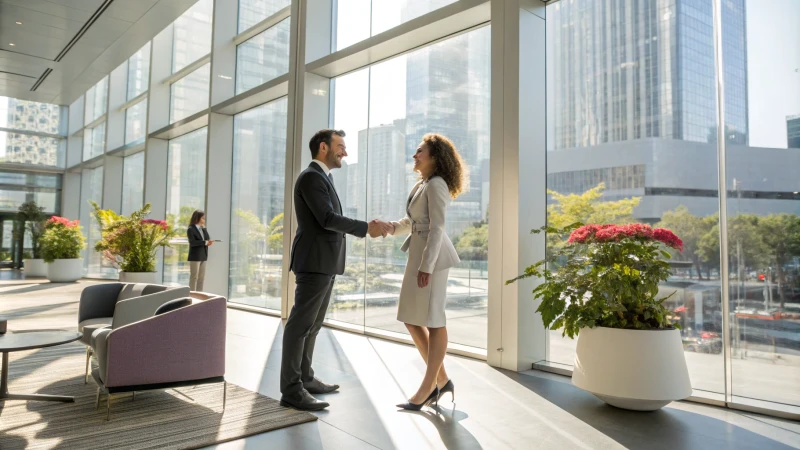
top-left (327, 153), bottom-right (341, 168)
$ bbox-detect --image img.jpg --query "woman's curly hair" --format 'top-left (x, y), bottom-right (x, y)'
top-left (422, 133), bottom-right (469, 199)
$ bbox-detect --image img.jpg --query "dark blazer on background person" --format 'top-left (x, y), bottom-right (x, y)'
top-left (187, 226), bottom-right (210, 261)
top-left (289, 162), bottom-right (368, 275)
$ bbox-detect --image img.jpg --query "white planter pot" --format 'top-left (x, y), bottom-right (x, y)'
top-left (572, 327), bottom-right (692, 411)
top-left (23, 259), bottom-right (47, 277)
top-left (119, 271), bottom-right (161, 284)
top-left (46, 259), bottom-right (83, 283)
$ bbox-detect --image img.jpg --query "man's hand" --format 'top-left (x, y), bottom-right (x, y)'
top-left (417, 271), bottom-right (430, 288)
top-left (207, 240), bottom-right (214, 246)
top-left (368, 220), bottom-right (393, 238)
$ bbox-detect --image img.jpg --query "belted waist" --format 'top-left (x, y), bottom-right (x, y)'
top-left (411, 223), bottom-right (430, 232)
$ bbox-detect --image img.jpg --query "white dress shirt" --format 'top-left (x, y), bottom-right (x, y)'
top-left (196, 224), bottom-right (208, 246)
top-left (312, 159), bottom-right (331, 176)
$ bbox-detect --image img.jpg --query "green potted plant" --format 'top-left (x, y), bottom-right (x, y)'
top-left (17, 201), bottom-right (49, 277)
top-left (91, 202), bottom-right (177, 284)
top-left (508, 223), bottom-right (692, 411)
top-left (41, 216), bottom-right (86, 283)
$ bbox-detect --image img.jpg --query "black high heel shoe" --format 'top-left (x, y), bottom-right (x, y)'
top-left (396, 386), bottom-right (440, 411)
top-left (439, 379), bottom-right (455, 402)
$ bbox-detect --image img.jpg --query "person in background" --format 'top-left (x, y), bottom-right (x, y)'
top-left (187, 210), bottom-right (212, 291)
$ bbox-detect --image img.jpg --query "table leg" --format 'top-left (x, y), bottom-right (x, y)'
top-left (0, 351), bottom-right (74, 403)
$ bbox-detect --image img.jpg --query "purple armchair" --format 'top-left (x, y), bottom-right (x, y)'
top-left (91, 295), bottom-right (227, 420)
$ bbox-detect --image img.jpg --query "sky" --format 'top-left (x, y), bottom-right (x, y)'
top-left (745, 0), bottom-right (800, 148)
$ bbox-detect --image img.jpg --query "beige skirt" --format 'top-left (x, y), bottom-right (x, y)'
top-left (397, 232), bottom-right (449, 328)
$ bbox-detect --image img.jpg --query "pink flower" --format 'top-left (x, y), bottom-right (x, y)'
top-left (47, 216), bottom-right (79, 228)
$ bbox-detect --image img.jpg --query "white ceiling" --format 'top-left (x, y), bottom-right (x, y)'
top-left (0, 0), bottom-right (198, 106)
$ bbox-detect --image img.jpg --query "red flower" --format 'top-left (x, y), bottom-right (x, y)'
top-left (141, 219), bottom-right (169, 231)
top-left (653, 228), bottom-right (684, 252)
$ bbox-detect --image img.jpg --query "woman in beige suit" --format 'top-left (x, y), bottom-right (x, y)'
top-left (384, 133), bottom-right (467, 410)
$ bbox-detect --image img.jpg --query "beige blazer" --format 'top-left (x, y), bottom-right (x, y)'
top-left (391, 176), bottom-right (460, 273)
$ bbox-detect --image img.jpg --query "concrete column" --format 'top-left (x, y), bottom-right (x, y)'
top-left (203, 113), bottom-right (234, 296)
top-left (488, 0), bottom-right (548, 371)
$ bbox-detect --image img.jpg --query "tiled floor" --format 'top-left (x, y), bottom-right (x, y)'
top-left (2, 271), bottom-right (799, 450)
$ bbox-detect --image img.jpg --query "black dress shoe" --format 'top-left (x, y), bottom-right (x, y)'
top-left (304, 377), bottom-right (340, 394)
top-left (280, 390), bottom-right (330, 411)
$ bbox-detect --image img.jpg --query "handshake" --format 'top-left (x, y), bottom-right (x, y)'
top-left (367, 219), bottom-right (394, 238)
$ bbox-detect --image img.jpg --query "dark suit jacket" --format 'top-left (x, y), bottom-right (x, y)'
top-left (187, 226), bottom-right (210, 262)
top-left (289, 162), bottom-right (368, 275)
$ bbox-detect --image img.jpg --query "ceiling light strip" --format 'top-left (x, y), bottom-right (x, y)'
top-left (54, 0), bottom-right (116, 62)
top-left (31, 68), bottom-right (53, 91)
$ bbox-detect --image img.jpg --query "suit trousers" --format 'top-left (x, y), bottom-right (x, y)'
top-left (280, 272), bottom-right (335, 395)
top-left (189, 261), bottom-right (207, 292)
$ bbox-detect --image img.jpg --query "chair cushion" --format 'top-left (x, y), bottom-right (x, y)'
top-left (117, 284), bottom-right (148, 302)
top-left (78, 317), bottom-right (112, 345)
top-left (155, 298), bottom-right (192, 315)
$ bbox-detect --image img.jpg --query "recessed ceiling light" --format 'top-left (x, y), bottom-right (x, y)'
top-left (16, 21), bottom-right (23, 25)
top-left (9, 43), bottom-right (15, 46)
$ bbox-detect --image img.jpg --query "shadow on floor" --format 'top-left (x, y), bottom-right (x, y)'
top-left (1, 301), bottom-right (77, 321)
top-left (0, 283), bottom-right (73, 296)
top-left (502, 370), bottom-right (798, 450)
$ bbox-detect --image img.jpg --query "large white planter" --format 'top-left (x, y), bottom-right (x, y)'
top-left (23, 259), bottom-right (47, 277)
top-left (119, 271), bottom-right (161, 284)
top-left (572, 327), bottom-right (692, 411)
top-left (46, 258), bottom-right (83, 283)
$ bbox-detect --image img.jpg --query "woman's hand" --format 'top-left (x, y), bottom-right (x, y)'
top-left (207, 240), bottom-right (214, 246)
top-left (417, 271), bottom-right (430, 288)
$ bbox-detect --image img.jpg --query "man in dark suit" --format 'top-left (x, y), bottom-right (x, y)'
top-left (280, 129), bottom-right (389, 411)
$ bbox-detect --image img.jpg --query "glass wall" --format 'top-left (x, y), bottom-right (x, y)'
top-left (127, 42), bottom-right (151, 100)
top-left (545, 0), bottom-right (724, 393)
top-left (235, 18), bottom-right (291, 95)
top-left (0, 171), bottom-right (60, 214)
top-left (172, 0), bottom-right (213, 73)
top-left (0, 132), bottom-right (61, 167)
top-left (0, 96), bottom-right (62, 134)
top-left (84, 77), bottom-right (108, 124)
top-left (79, 166), bottom-right (104, 277)
top-left (163, 128), bottom-right (208, 286)
top-left (327, 26), bottom-right (490, 349)
top-left (170, 64), bottom-right (211, 123)
top-left (83, 125), bottom-right (105, 161)
top-left (229, 98), bottom-right (288, 310)
top-left (238, 0), bottom-right (290, 31)
top-left (0, 96), bottom-right (65, 167)
top-left (121, 153), bottom-right (145, 216)
top-left (333, 0), bottom-right (458, 51)
top-left (125, 100), bottom-right (147, 144)
top-left (723, 0), bottom-right (800, 409)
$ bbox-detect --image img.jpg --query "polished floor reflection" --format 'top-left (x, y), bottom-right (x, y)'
top-left (1, 271), bottom-right (798, 450)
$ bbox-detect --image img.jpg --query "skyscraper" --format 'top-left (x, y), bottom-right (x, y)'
top-left (548, 0), bottom-right (748, 150)
top-left (402, 4), bottom-right (491, 237)
top-left (788, 115), bottom-right (800, 149)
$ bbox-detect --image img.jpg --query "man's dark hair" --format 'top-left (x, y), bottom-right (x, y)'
top-left (309, 129), bottom-right (345, 158)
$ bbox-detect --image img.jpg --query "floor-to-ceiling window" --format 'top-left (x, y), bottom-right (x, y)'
top-left (235, 18), bottom-right (290, 95)
top-left (121, 153), bottom-right (145, 216)
top-left (723, 0), bottom-right (800, 411)
top-left (169, 0), bottom-right (212, 123)
top-left (163, 128), bottom-right (208, 286)
top-left (327, 25), bottom-right (490, 350)
top-left (124, 42), bottom-right (150, 145)
top-left (229, 98), bottom-right (288, 310)
top-left (79, 166), bottom-right (104, 277)
top-left (543, 0), bottom-right (798, 413)
top-left (333, 0), bottom-right (458, 51)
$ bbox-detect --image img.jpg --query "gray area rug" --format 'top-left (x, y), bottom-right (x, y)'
top-left (0, 344), bottom-right (316, 449)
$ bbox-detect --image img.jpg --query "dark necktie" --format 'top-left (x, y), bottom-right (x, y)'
top-left (328, 173), bottom-right (335, 189)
